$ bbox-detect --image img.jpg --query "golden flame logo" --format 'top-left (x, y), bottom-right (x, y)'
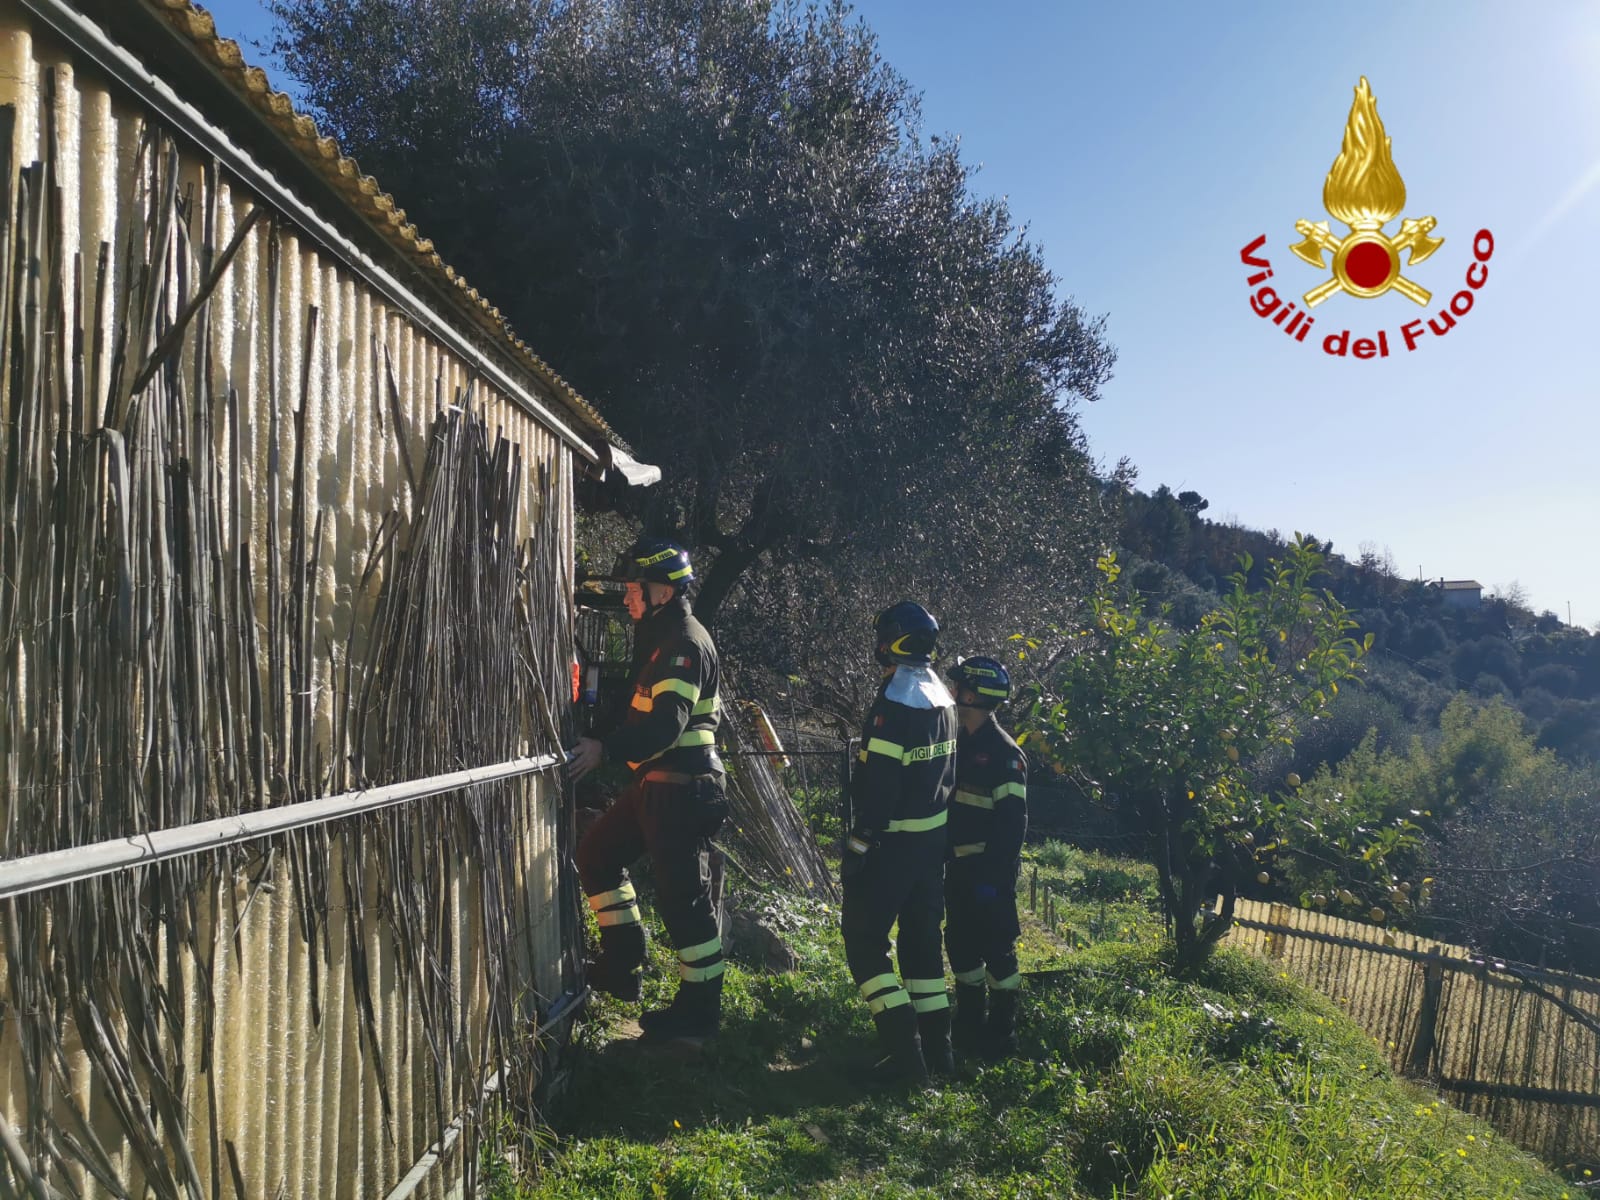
top-left (1323, 78), bottom-right (1406, 228)
top-left (1291, 78), bottom-right (1443, 306)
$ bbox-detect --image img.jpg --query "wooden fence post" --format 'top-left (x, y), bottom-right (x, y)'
top-left (1030, 866), bottom-right (1038, 913)
top-left (1407, 947), bottom-right (1446, 1077)
top-left (1266, 903), bottom-right (1289, 960)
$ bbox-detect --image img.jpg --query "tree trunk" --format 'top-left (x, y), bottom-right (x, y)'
top-left (691, 482), bottom-right (786, 626)
top-left (1154, 785), bottom-right (1238, 974)
top-left (693, 538), bottom-right (766, 627)
top-left (1152, 793), bottom-right (1185, 955)
top-left (1173, 859), bottom-right (1206, 972)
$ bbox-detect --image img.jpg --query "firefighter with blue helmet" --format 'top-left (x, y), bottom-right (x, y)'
top-left (568, 536), bottom-right (726, 1044)
top-left (840, 601), bottom-right (959, 1084)
top-left (944, 655), bottom-right (1028, 1060)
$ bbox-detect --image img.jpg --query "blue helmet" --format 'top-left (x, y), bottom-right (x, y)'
top-left (948, 656), bottom-right (1011, 707)
top-left (874, 601), bottom-right (939, 666)
top-left (616, 536), bottom-right (693, 588)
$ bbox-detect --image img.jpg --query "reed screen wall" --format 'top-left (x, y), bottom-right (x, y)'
top-left (1226, 899), bottom-right (1600, 1168)
top-left (0, 7), bottom-right (588, 1196)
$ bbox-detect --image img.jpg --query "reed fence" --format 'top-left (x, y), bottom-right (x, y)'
top-left (0, 9), bottom-right (592, 1197)
top-left (1225, 898), bottom-right (1600, 1169)
top-left (717, 698), bottom-right (836, 900)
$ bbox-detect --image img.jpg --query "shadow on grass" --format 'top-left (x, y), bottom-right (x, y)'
top-left (554, 1011), bottom-right (881, 1141)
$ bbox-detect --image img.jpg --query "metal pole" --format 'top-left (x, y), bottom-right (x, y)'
top-left (0, 753), bottom-right (565, 900)
top-left (788, 690), bottom-right (812, 823)
top-left (378, 976), bottom-right (580, 1200)
top-left (840, 743), bottom-right (854, 843)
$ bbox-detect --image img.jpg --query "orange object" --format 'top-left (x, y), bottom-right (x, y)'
top-left (571, 659), bottom-right (582, 704)
top-left (750, 703), bottom-right (790, 768)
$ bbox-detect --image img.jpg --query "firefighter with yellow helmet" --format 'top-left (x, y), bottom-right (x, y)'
top-left (944, 655), bottom-right (1028, 1060)
top-left (840, 601), bottom-right (959, 1085)
top-left (568, 537), bottom-right (726, 1044)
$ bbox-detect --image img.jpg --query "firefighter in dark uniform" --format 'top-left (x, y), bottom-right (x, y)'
top-left (568, 537), bottom-right (727, 1044)
top-left (944, 656), bottom-right (1028, 1060)
top-left (841, 601), bottom-right (959, 1084)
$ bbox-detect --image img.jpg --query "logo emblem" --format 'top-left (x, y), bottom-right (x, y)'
top-left (1291, 77), bottom-right (1443, 307)
top-left (1239, 77), bottom-right (1493, 359)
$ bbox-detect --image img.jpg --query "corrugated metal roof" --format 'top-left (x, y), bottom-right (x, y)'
top-left (139, 0), bottom-right (623, 452)
top-left (1441, 580), bottom-right (1483, 590)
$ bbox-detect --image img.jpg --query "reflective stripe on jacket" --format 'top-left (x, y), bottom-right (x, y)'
top-left (851, 675), bottom-right (956, 836)
top-left (948, 712), bottom-right (1028, 882)
top-left (604, 595), bottom-right (721, 775)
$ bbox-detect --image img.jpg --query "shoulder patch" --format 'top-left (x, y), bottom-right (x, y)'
top-left (873, 715), bottom-right (885, 728)
top-left (649, 648), bottom-right (661, 663)
top-left (672, 654), bottom-right (692, 668)
top-left (1011, 758), bottom-right (1023, 772)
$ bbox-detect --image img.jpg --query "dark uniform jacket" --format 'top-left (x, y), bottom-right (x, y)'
top-left (603, 595), bottom-right (721, 776)
top-left (948, 713), bottom-right (1028, 886)
top-left (851, 666), bottom-right (958, 837)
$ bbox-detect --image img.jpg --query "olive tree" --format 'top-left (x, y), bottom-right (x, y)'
top-left (269, 0), bottom-right (1115, 635)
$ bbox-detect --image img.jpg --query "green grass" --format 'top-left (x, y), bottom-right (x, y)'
top-left (485, 843), bottom-right (1579, 1199)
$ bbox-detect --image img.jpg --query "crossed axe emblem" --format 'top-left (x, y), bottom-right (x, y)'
top-left (1290, 215), bottom-right (1444, 307)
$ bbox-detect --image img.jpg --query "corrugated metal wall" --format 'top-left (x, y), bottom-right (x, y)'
top-left (0, 7), bottom-right (580, 1196)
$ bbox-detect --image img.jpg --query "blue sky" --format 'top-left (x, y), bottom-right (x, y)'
top-left (207, 0), bottom-right (1600, 626)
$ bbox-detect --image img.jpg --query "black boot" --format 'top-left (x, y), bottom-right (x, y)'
top-left (862, 1004), bottom-right (928, 1089)
top-left (982, 989), bottom-right (1019, 1062)
top-left (917, 1007), bottom-right (955, 1077)
top-left (639, 976), bottom-right (722, 1045)
top-left (951, 983), bottom-right (986, 1057)
top-left (588, 923), bottom-right (645, 1002)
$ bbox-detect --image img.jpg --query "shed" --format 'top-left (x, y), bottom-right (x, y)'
top-left (0, 1), bottom-right (631, 1195)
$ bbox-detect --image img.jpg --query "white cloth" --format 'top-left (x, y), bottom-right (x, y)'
top-left (885, 663), bottom-right (955, 710)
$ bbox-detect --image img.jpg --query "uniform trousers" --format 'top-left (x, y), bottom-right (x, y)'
top-left (577, 774), bottom-right (727, 979)
top-left (841, 830), bottom-right (947, 1012)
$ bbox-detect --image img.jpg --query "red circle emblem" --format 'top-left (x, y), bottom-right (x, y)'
top-left (1344, 240), bottom-right (1395, 290)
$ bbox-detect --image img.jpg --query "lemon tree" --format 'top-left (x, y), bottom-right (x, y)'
top-left (1016, 536), bottom-right (1372, 970)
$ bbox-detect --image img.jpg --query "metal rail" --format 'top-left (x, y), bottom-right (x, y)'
top-left (1435, 1077), bottom-right (1600, 1110)
top-left (0, 753), bottom-right (565, 900)
top-left (720, 749), bottom-right (850, 759)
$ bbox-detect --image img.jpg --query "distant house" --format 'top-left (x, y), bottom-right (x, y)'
top-left (1437, 580), bottom-right (1484, 609)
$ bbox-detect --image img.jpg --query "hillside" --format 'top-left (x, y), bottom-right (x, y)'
top-left (485, 847), bottom-right (1578, 1199)
top-left (1115, 483), bottom-right (1600, 766)
top-left (1099, 484), bottom-right (1600, 977)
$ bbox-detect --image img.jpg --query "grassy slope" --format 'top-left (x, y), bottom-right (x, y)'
top-left (488, 848), bottom-right (1579, 1200)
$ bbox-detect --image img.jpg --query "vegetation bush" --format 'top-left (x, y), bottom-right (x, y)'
top-left (1280, 696), bottom-right (1600, 970)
